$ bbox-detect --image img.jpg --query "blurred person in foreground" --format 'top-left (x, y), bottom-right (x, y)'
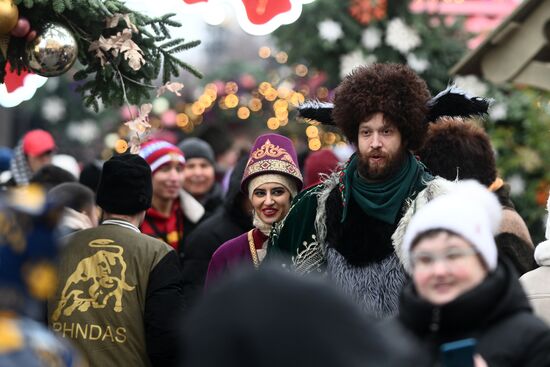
top-left (182, 155), bottom-right (253, 306)
top-left (182, 266), bottom-right (427, 367)
top-left (206, 133), bottom-right (302, 285)
top-left (1, 129), bottom-right (56, 188)
top-left (178, 137), bottom-right (223, 215)
top-left (0, 185), bottom-right (85, 366)
top-left (48, 154), bottom-right (184, 367)
top-left (393, 180), bottom-right (550, 367)
top-left (48, 182), bottom-right (98, 236)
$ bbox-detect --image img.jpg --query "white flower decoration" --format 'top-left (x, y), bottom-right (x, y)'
top-left (361, 27), bottom-right (382, 50)
top-left (453, 75), bottom-right (488, 97)
top-left (489, 102), bottom-right (507, 121)
top-left (406, 53), bottom-right (430, 73)
top-left (41, 97), bottom-right (66, 123)
top-left (340, 51), bottom-right (377, 79)
top-left (67, 119), bottom-right (100, 144)
top-left (507, 174), bottom-right (526, 196)
top-left (385, 18), bottom-right (421, 54)
top-left (318, 19), bottom-right (343, 43)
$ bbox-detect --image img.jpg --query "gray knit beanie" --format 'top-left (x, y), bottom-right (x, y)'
top-left (178, 138), bottom-right (215, 166)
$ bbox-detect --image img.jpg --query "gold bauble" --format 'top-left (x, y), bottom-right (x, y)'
top-left (26, 22), bottom-right (78, 77)
top-left (0, 0), bottom-right (18, 35)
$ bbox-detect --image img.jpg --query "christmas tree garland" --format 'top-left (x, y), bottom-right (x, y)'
top-left (1, 0), bottom-right (202, 111)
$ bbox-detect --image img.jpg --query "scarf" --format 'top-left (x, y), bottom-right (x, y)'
top-left (341, 152), bottom-right (429, 224)
top-left (10, 140), bottom-right (33, 186)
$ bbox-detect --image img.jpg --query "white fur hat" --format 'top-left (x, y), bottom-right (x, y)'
top-left (402, 180), bottom-right (502, 272)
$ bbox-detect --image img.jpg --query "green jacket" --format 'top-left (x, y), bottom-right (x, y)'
top-left (48, 221), bottom-right (184, 367)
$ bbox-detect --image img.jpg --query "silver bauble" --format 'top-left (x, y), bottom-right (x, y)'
top-left (26, 22), bottom-right (78, 77)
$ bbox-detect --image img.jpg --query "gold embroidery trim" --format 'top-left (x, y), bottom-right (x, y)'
top-left (248, 139), bottom-right (294, 164)
top-left (247, 230), bottom-right (260, 269)
top-left (245, 160), bottom-right (302, 180)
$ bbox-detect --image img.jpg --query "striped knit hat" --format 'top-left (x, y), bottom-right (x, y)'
top-left (139, 140), bottom-right (186, 173)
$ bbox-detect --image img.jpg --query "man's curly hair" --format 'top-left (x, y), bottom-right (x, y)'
top-left (332, 63), bottom-right (431, 150)
top-left (417, 117), bottom-right (497, 187)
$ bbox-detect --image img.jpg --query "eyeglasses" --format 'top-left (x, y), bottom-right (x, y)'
top-left (410, 247), bottom-right (479, 270)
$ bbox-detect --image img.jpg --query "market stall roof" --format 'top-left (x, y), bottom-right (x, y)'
top-left (450, 0), bottom-right (550, 91)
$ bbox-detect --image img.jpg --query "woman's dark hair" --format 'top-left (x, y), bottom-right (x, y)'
top-left (417, 118), bottom-right (497, 186)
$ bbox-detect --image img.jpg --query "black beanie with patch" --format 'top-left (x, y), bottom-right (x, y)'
top-left (96, 154), bottom-right (152, 215)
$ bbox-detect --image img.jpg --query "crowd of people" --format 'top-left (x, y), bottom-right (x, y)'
top-left (1, 62), bottom-right (550, 366)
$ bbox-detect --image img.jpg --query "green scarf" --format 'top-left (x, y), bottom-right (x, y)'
top-left (341, 152), bottom-right (430, 224)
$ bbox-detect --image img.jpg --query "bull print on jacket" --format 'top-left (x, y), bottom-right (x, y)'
top-left (52, 239), bottom-right (135, 321)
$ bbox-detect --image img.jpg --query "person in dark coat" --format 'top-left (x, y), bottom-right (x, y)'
top-left (181, 155), bottom-right (253, 306)
top-left (178, 137), bottom-right (224, 216)
top-left (394, 180), bottom-right (550, 367)
top-left (417, 116), bottom-right (536, 275)
top-left (182, 266), bottom-right (428, 367)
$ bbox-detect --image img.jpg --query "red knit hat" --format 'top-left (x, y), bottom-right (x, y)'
top-left (303, 149), bottom-right (339, 188)
top-left (22, 129), bottom-right (56, 157)
top-left (139, 140), bottom-right (185, 173)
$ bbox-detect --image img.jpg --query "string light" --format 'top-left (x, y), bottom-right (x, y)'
top-left (259, 46), bottom-right (271, 58)
top-left (306, 126), bottom-right (319, 138)
top-left (249, 98), bottom-right (262, 112)
top-left (115, 139), bottom-right (128, 154)
top-left (225, 81), bottom-right (239, 94)
top-left (275, 51), bottom-right (288, 64)
top-left (199, 94), bottom-right (213, 108)
top-left (237, 106), bottom-right (251, 119)
top-left (295, 64), bottom-right (308, 77)
top-left (192, 102), bottom-right (205, 115)
top-left (176, 113), bottom-right (190, 127)
top-left (225, 94), bottom-right (239, 108)
top-left (267, 117), bottom-right (280, 130)
top-left (308, 138), bottom-right (321, 151)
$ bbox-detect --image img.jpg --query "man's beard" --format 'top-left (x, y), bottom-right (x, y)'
top-left (357, 149), bottom-right (407, 182)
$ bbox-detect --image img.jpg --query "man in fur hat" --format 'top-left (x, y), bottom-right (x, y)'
top-left (267, 63), bottom-right (451, 318)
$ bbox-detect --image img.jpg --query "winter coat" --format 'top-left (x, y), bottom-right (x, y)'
top-left (205, 229), bottom-right (268, 287)
top-left (181, 157), bottom-right (252, 306)
top-left (396, 259), bottom-right (550, 367)
top-left (199, 182), bottom-right (224, 216)
top-left (520, 239), bottom-right (550, 325)
top-left (267, 166), bottom-right (452, 318)
top-left (183, 267), bottom-right (428, 367)
top-left (48, 220), bottom-right (185, 367)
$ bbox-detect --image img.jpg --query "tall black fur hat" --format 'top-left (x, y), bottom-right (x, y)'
top-left (96, 154), bottom-right (152, 215)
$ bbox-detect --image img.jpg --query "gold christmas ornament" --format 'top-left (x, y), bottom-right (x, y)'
top-left (0, 0), bottom-right (18, 35)
top-left (26, 22), bottom-right (78, 77)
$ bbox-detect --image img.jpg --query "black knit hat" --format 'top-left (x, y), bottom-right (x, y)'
top-left (96, 154), bottom-right (152, 215)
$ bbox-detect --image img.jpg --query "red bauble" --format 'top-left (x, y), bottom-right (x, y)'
top-left (10, 17), bottom-right (30, 38)
top-left (349, 0), bottom-right (387, 25)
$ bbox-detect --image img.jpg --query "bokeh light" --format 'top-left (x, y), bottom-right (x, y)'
top-left (267, 117), bottom-right (280, 130)
top-left (237, 106), bottom-right (251, 119)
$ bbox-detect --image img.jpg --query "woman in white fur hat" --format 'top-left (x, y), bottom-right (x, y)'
top-left (394, 180), bottom-right (550, 367)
